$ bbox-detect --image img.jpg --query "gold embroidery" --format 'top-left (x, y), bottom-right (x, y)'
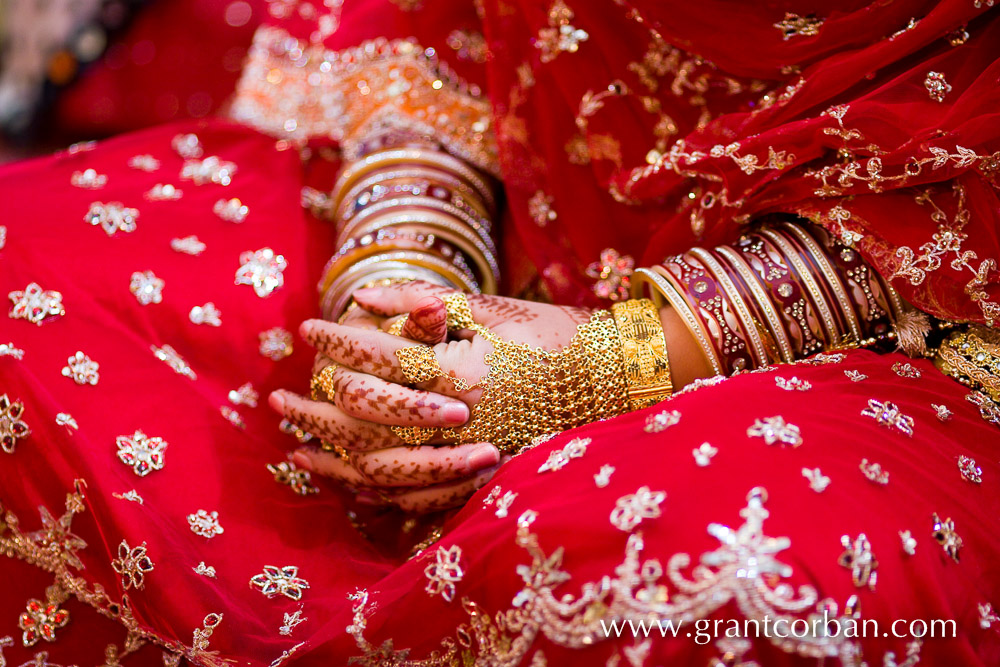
top-left (446, 30), bottom-right (489, 64)
top-left (534, 1), bottom-right (589, 63)
top-left (773, 13), bottom-right (824, 40)
top-left (231, 27), bottom-right (498, 175)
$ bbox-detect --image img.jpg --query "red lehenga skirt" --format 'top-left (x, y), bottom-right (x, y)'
top-left (2, 120), bottom-right (1000, 667)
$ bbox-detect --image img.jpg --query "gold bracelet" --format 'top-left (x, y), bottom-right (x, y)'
top-left (611, 299), bottom-right (673, 410)
top-left (631, 267), bottom-right (723, 376)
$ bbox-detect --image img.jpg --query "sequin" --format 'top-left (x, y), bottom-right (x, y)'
top-left (838, 533), bottom-right (878, 590)
top-left (0, 394), bottom-right (31, 454)
top-left (112, 490), bottom-right (144, 504)
top-left (859, 458), bottom-right (890, 485)
top-left (610, 486), bottom-right (665, 532)
top-left (18, 598), bottom-right (71, 646)
top-left (747, 415), bottom-right (802, 447)
top-left (55, 413), bottom-right (78, 433)
top-left (8, 283), bottom-right (65, 325)
top-left (236, 248), bottom-right (287, 297)
top-left (494, 491), bottom-right (517, 519)
top-left (424, 545), bottom-right (464, 602)
top-left (228, 382), bottom-right (259, 407)
top-left (775, 376), bottom-right (811, 391)
top-left (111, 540), bottom-right (155, 590)
top-left (189, 303), bottom-right (222, 326)
top-left (692, 442), bottom-right (718, 466)
top-left (129, 270), bottom-right (165, 305)
top-left (71, 168), bottom-right (107, 189)
top-left (899, 530), bottom-right (917, 556)
top-left (586, 248), bottom-right (634, 301)
top-left (802, 467), bottom-right (830, 492)
top-left (537, 437), bottom-right (589, 473)
top-left (0, 342), bottom-right (25, 359)
top-left (844, 370), bottom-right (867, 382)
top-left (891, 362), bottom-right (922, 378)
top-left (861, 399), bottom-right (914, 437)
top-left (187, 510), bottom-right (224, 539)
top-left (172, 133), bottom-right (203, 159)
top-left (152, 344), bottom-right (197, 380)
top-left (979, 603), bottom-right (999, 629)
top-left (58, 351), bottom-right (99, 385)
top-left (145, 184), bottom-right (183, 201)
top-left (644, 409), bottom-right (680, 433)
top-left (958, 455), bottom-right (982, 484)
top-left (115, 430), bottom-right (168, 477)
top-left (527, 191), bottom-right (556, 227)
top-left (128, 154), bottom-right (161, 171)
top-left (932, 403), bottom-right (953, 421)
top-left (259, 327), bottom-right (293, 360)
top-left (181, 156), bottom-right (236, 186)
top-left (534, 0), bottom-right (589, 63)
top-left (220, 406), bottom-right (246, 429)
top-left (214, 198), bottom-right (249, 223)
top-left (931, 513), bottom-right (962, 562)
top-left (594, 464), bottom-right (615, 488)
top-left (924, 71), bottom-right (952, 103)
top-left (194, 562), bottom-right (217, 578)
top-left (85, 201), bottom-right (138, 236)
top-left (171, 235), bottom-right (206, 255)
top-left (250, 565), bottom-right (310, 600)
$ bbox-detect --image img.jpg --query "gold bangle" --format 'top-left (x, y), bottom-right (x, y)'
top-left (689, 248), bottom-right (770, 369)
top-left (631, 267), bottom-right (723, 376)
top-left (338, 198), bottom-right (495, 254)
top-left (759, 229), bottom-right (840, 345)
top-left (337, 168), bottom-right (491, 222)
top-left (782, 223), bottom-right (862, 344)
top-left (321, 263), bottom-right (460, 321)
top-left (715, 246), bottom-right (794, 363)
top-left (611, 298), bottom-right (673, 410)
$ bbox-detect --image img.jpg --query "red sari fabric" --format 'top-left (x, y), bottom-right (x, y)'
top-left (2, 1), bottom-right (1000, 666)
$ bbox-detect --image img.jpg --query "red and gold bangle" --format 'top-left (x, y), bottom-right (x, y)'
top-left (338, 167), bottom-right (488, 221)
top-left (339, 196), bottom-right (495, 254)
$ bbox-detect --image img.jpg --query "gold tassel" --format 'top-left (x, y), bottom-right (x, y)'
top-left (893, 309), bottom-right (931, 357)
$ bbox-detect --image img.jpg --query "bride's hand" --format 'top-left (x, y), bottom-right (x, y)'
top-left (268, 294), bottom-right (504, 512)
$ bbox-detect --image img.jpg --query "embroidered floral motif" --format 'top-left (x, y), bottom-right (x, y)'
top-left (194, 562), bottom-right (217, 578)
top-left (594, 464), bottom-right (615, 488)
top-left (610, 486), bottom-right (665, 532)
top-left (0, 342), bottom-right (24, 359)
top-left (924, 71), bottom-right (952, 103)
top-left (30, 505), bottom-right (87, 570)
top-left (18, 599), bottom-right (70, 646)
top-left (773, 13), bottom-right (824, 39)
top-left (129, 271), bottom-right (165, 305)
top-left (228, 382), bottom-right (259, 407)
top-left (279, 609), bottom-right (306, 636)
top-left (424, 545), bottom-right (464, 602)
top-left (932, 403), bottom-right (953, 421)
top-left (931, 513), bottom-right (962, 562)
top-left (527, 191), bottom-right (556, 227)
top-left (967, 391), bottom-right (1000, 427)
top-left (214, 198), bottom-right (249, 223)
top-left (643, 409), bottom-right (680, 433)
top-left (899, 530), bottom-right (917, 556)
top-left (494, 491), bottom-right (518, 519)
top-left (0, 224), bottom-right (5, 249)
top-left (775, 376), bottom-right (811, 391)
top-left (220, 406), bottom-right (246, 430)
top-left (8, 283), bottom-right (65, 325)
top-left (861, 399), bottom-right (914, 437)
top-left (859, 458), bottom-right (890, 485)
top-left (534, 0), bottom-right (589, 63)
top-left (802, 467), bottom-right (830, 493)
top-left (250, 565), bottom-right (310, 600)
top-left (844, 370), bottom-right (867, 382)
top-left (187, 510), bottom-right (224, 539)
top-left (112, 490), bottom-right (144, 504)
top-left (236, 248), bottom-right (287, 297)
top-left (145, 183), bottom-right (183, 201)
top-left (115, 430), bottom-right (168, 477)
top-left (838, 533), bottom-right (878, 590)
top-left (958, 455), bottom-right (982, 484)
top-left (61, 351), bottom-right (99, 385)
top-left (267, 460), bottom-right (318, 495)
top-left (446, 29), bottom-right (489, 63)
top-left (980, 603), bottom-right (999, 629)
top-left (55, 412), bottom-right (78, 433)
top-left (747, 416), bottom-right (802, 447)
top-left (111, 540), bottom-right (155, 590)
top-left (170, 235), bottom-right (206, 255)
top-left (185, 302), bottom-right (222, 327)
top-left (537, 437), bottom-right (589, 473)
top-left (586, 248), bottom-right (633, 301)
top-left (172, 133), bottom-right (203, 159)
top-left (71, 168), bottom-right (107, 189)
top-left (0, 394), bottom-right (31, 454)
top-left (152, 344), bottom-right (197, 380)
top-left (128, 154), bottom-right (161, 171)
top-left (259, 327), bottom-right (293, 360)
top-left (85, 201), bottom-right (138, 236)
top-left (180, 156), bottom-right (236, 186)
top-left (892, 362), bottom-right (922, 378)
top-left (692, 442), bottom-right (718, 467)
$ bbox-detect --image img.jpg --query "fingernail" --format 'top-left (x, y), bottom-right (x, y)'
top-left (355, 490), bottom-right (381, 506)
top-left (466, 444), bottom-right (500, 471)
top-left (442, 402), bottom-right (470, 425)
top-left (269, 391), bottom-right (286, 412)
top-left (353, 287), bottom-right (379, 299)
top-left (299, 320), bottom-right (315, 338)
top-left (291, 451), bottom-right (312, 471)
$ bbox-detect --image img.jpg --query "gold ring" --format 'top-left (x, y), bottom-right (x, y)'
top-left (311, 363), bottom-right (339, 402)
top-left (320, 441), bottom-right (351, 461)
top-left (388, 315), bottom-right (409, 337)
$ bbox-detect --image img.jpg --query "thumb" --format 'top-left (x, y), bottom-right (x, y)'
top-left (401, 296), bottom-right (447, 344)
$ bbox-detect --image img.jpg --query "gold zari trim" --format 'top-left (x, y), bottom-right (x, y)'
top-left (231, 27), bottom-right (499, 175)
top-left (611, 299), bottom-right (672, 410)
top-left (936, 326), bottom-right (1000, 402)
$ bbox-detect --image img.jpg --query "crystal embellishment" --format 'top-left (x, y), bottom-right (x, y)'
top-left (259, 327), bottom-right (293, 360)
top-left (71, 168), bottom-right (107, 189)
top-left (610, 486), bottom-right (666, 532)
top-left (128, 154), bottom-right (160, 171)
top-left (537, 437), bottom-right (589, 473)
top-left (802, 467), bottom-right (830, 492)
top-left (129, 271), bottom-right (165, 305)
top-left (115, 430), bottom-right (168, 477)
top-left (187, 510), bottom-right (224, 539)
top-left (692, 442), bottom-right (718, 466)
top-left (61, 351), bottom-right (99, 385)
top-left (838, 533), bottom-right (878, 590)
top-left (861, 399), bottom-right (914, 436)
top-left (747, 416), bottom-right (802, 447)
top-left (957, 455), bottom-right (982, 484)
top-left (424, 545), bottom-right (464, 602)
top-left (189, 303), bottom-right (222, 326)
top-left (859, 458), bottom-right (890, 485)
top-left (931, 513), bottom-right (962, 562)
top-left (145, 184), bottom-right (183, 201)
top-left (644, 409), bottom-right (681, 433)
top-left (8, 283), bottom-right (65, 325)
top-left (924, 71), bottom-right (952, 103)
top-left (18, 598), bottom-right (70, 646)
top-left (171, 235), bottom-right (206, 255)
top-left (85, 201), bottom-right (138, 236)
top-left (111, 540), bottom-right (155, 590)
top-left (214, 198), bottom-right (249, 223)
top-left (250, 565), bottom-right (310, 600)
top-left (152, 344), bottom-right (196, 379)
top-left (181, 156), bottom-right (236, 186)
top-left (236, 248), bottom-right (286, 297)
top-left (1, 394), bottom-right (31, 454)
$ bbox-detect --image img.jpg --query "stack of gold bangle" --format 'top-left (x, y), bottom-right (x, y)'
top-left (319, 144), bottom-right (499, 320)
